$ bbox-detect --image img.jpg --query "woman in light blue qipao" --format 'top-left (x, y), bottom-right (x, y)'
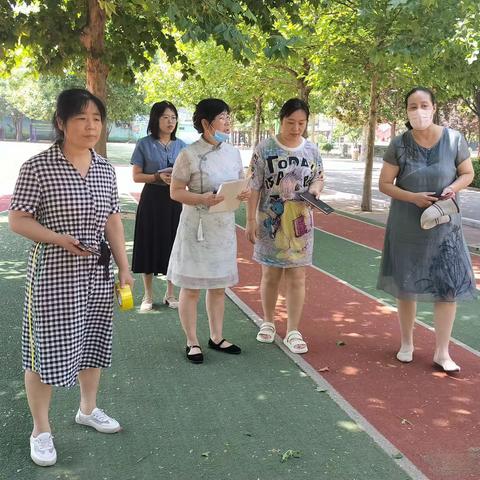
top-left (167, 98), bottom-right (250, 364)
top-left (377, 87), bottom-right (476, 373)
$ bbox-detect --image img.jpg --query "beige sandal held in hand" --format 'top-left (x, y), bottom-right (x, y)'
top-left (256, 322), bottom-right (276, 343)
top-left (283, 330), bottom-right (308, 354)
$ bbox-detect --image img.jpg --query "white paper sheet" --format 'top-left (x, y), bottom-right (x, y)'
top-left (208, 179), bottom-right (247, 213)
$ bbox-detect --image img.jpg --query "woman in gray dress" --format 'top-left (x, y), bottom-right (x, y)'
top-left (377, 87), bottom-right (476, 373)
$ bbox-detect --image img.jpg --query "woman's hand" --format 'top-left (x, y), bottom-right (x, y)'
top-left (159, 173), bottom-right (172, 185)
top-left (56, 234), bottom-right (92, 256)
top-left (237, 188), bottom-right (251, 202)
top-left (440, 186), bottom-right (455, 200)
top-left (308, 179), bottom-right (324, 199)
top-left (410, 192), bottom-right (438, 208)
top-left (245, 219), bottom-right (257, 244)
top-left (154, 172), bottom-right (172, 185)
top-left (200, 192), bottom-right (224, 207)
top-left (118, 268), bottom-right (134, 289)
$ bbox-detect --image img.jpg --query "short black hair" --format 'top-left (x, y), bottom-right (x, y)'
top-left (147, 101), bottom-right (179, 140)
top-left (53, 88), bottom-right (106, 141)
top-left (279, 98), bottom-right (310, 121)
top-left (404, 87), bottom-right (436, 108)
top-left (192, 98), bottom-right (230, 133)
top-left (404, 87), bottom-right (436, 130)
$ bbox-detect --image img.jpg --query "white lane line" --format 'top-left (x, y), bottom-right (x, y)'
top-left (225, 288), bottom-right (430, 480)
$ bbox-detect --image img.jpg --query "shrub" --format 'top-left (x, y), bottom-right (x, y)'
top-left (321, 142), bottom-right (334, 153)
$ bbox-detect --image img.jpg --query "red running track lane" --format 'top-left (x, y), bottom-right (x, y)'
top-left (0, 195), bottom-right (11, 212)
top-left (233, 228), bottom-right (480, 480)
top-left (313, 211), bottom-right (480, 289)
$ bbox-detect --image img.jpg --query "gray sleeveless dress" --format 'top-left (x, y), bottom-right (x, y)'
top-left (377, 128), bottom-right (476, 302)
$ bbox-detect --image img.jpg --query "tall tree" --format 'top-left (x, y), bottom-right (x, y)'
top-left (309, 0), bottom-right (463, 211)
top-left (1, 1), bottom-right (316, 155)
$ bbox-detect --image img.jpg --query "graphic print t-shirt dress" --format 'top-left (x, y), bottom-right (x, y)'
top-left (9, 143), bottom-right (120, 387)
top-left (249, 136), bottom-right (323, 268)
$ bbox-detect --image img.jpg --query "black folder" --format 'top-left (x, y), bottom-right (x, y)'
top-left (299, 192), bottom-right (335, 215)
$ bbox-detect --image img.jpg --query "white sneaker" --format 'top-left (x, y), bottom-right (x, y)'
top-left (75, 408), bottom-right (121, 433)
top-left (139, 297), bottom-right (153, 312)
top-left (30, 432), bottom-right (57, 466)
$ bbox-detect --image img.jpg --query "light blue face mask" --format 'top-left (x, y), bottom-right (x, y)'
top-left (213, 130), bottom-right (230, 143)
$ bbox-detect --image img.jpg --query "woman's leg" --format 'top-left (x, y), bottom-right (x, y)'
top-left (433, 302), bottom-right (458, 367)
top-left (206, 288), bottom-right (228, 344)
top-left (179, 288), bottom-right (201, 354)
top-left (284, 267), bottom-right (306, 333)
top-left (260, 265), bottom-right (284, 323)
top-left (166, 279), bottom-right (176, 298)
top-left (396, 298), bottom-right (416, 361)
top-left (25, 370), bottom-right (52, 436)
top-left (78, 367), bottom-right (101, 415)
top-left (76, 368), bottom-right (121, 432)
top-left (142, 273), bottom-right (153, 300)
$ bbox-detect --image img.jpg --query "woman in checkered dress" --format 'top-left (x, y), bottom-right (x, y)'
top-left (9, 89), bottom-right (134, 467)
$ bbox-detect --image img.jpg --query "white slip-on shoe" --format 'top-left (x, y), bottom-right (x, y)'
top-left (139, 297), bottom-right (153, 312)
top-left (75, 408), bottom-right (121, 433)
top-left (396, 349), bottom-right (414, 363)
top-left (30, 432), bottom-right (57, 467)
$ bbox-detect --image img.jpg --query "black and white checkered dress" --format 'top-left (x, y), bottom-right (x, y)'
top-left (9, 143), bottom-right (120, 387)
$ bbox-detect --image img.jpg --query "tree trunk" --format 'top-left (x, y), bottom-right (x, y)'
top-left (361, 72), bottom-right (379, 212)
top-left (360, 123), bottom-right (369, 162)
top-left (297, 79), bottom-right (312, 138)
top-left (253, 95), bottom-right (263, 147)
top-left (80, 0), bottom-right (108, 157)
top-left (391, 120), bottom-right (396, 139)
top-left (14, 114), bottom-right (23, 141)
top-left (475, 88), bottom-right (480, 158)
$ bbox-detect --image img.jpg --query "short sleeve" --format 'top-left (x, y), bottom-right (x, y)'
top-left (237, 151), bottom-right (245, 179)
top-left (171, 149), bottom-right (191, 183)
top-left (383, 139), bottom-right (398, 166)
top-left (248, 148), bottom-right (265, 191)
top-left (130, 139), bottom-right (146, 168)
top-left (110, 168), bottom-right (120, 215)
top-left (9, 161), bottom-right (41, 215)
top-left (455, 133), bottom-right (470, 167)
top-left (310, 147), bottom-right (323, 182)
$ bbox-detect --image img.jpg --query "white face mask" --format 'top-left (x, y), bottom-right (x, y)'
top-left (407, 108), bottom-right (434, 130)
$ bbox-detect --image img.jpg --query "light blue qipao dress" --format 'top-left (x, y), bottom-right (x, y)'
top-left (167, 138), bottom-right (244, 289)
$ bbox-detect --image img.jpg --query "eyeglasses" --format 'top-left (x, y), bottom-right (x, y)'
top-left (161, 115), bottom-right (177, 122)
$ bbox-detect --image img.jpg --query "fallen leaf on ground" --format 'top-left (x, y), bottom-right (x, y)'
top-left (280, 449), bottom-right (302, 462)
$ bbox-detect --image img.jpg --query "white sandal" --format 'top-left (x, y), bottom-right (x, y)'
top-left (163, 294), bottom-right (179, 309)
top-left (283, 330), bottom-right (308, 354)
top-left (256, 322), bottom-right (276, 343)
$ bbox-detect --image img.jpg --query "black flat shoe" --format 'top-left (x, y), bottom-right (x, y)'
top-left (186, 345), bottom-right (203, 364)
top-left (208, 338), bottom-right (241, 354)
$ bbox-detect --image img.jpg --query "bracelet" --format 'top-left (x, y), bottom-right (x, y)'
top-left (154, 172), bottom-right (161, 182)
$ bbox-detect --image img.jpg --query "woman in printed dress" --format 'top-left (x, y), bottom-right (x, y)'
top-left (377, 87), bottom-right (476, 372)
top-left (167, 98), bottom-right (250, 364)
top-left (246, 98), bottom-right (324, 354)
top-left (131, 101), bottom-right (186, 311)
top-left (8, 89), bottom-right (133, 466)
